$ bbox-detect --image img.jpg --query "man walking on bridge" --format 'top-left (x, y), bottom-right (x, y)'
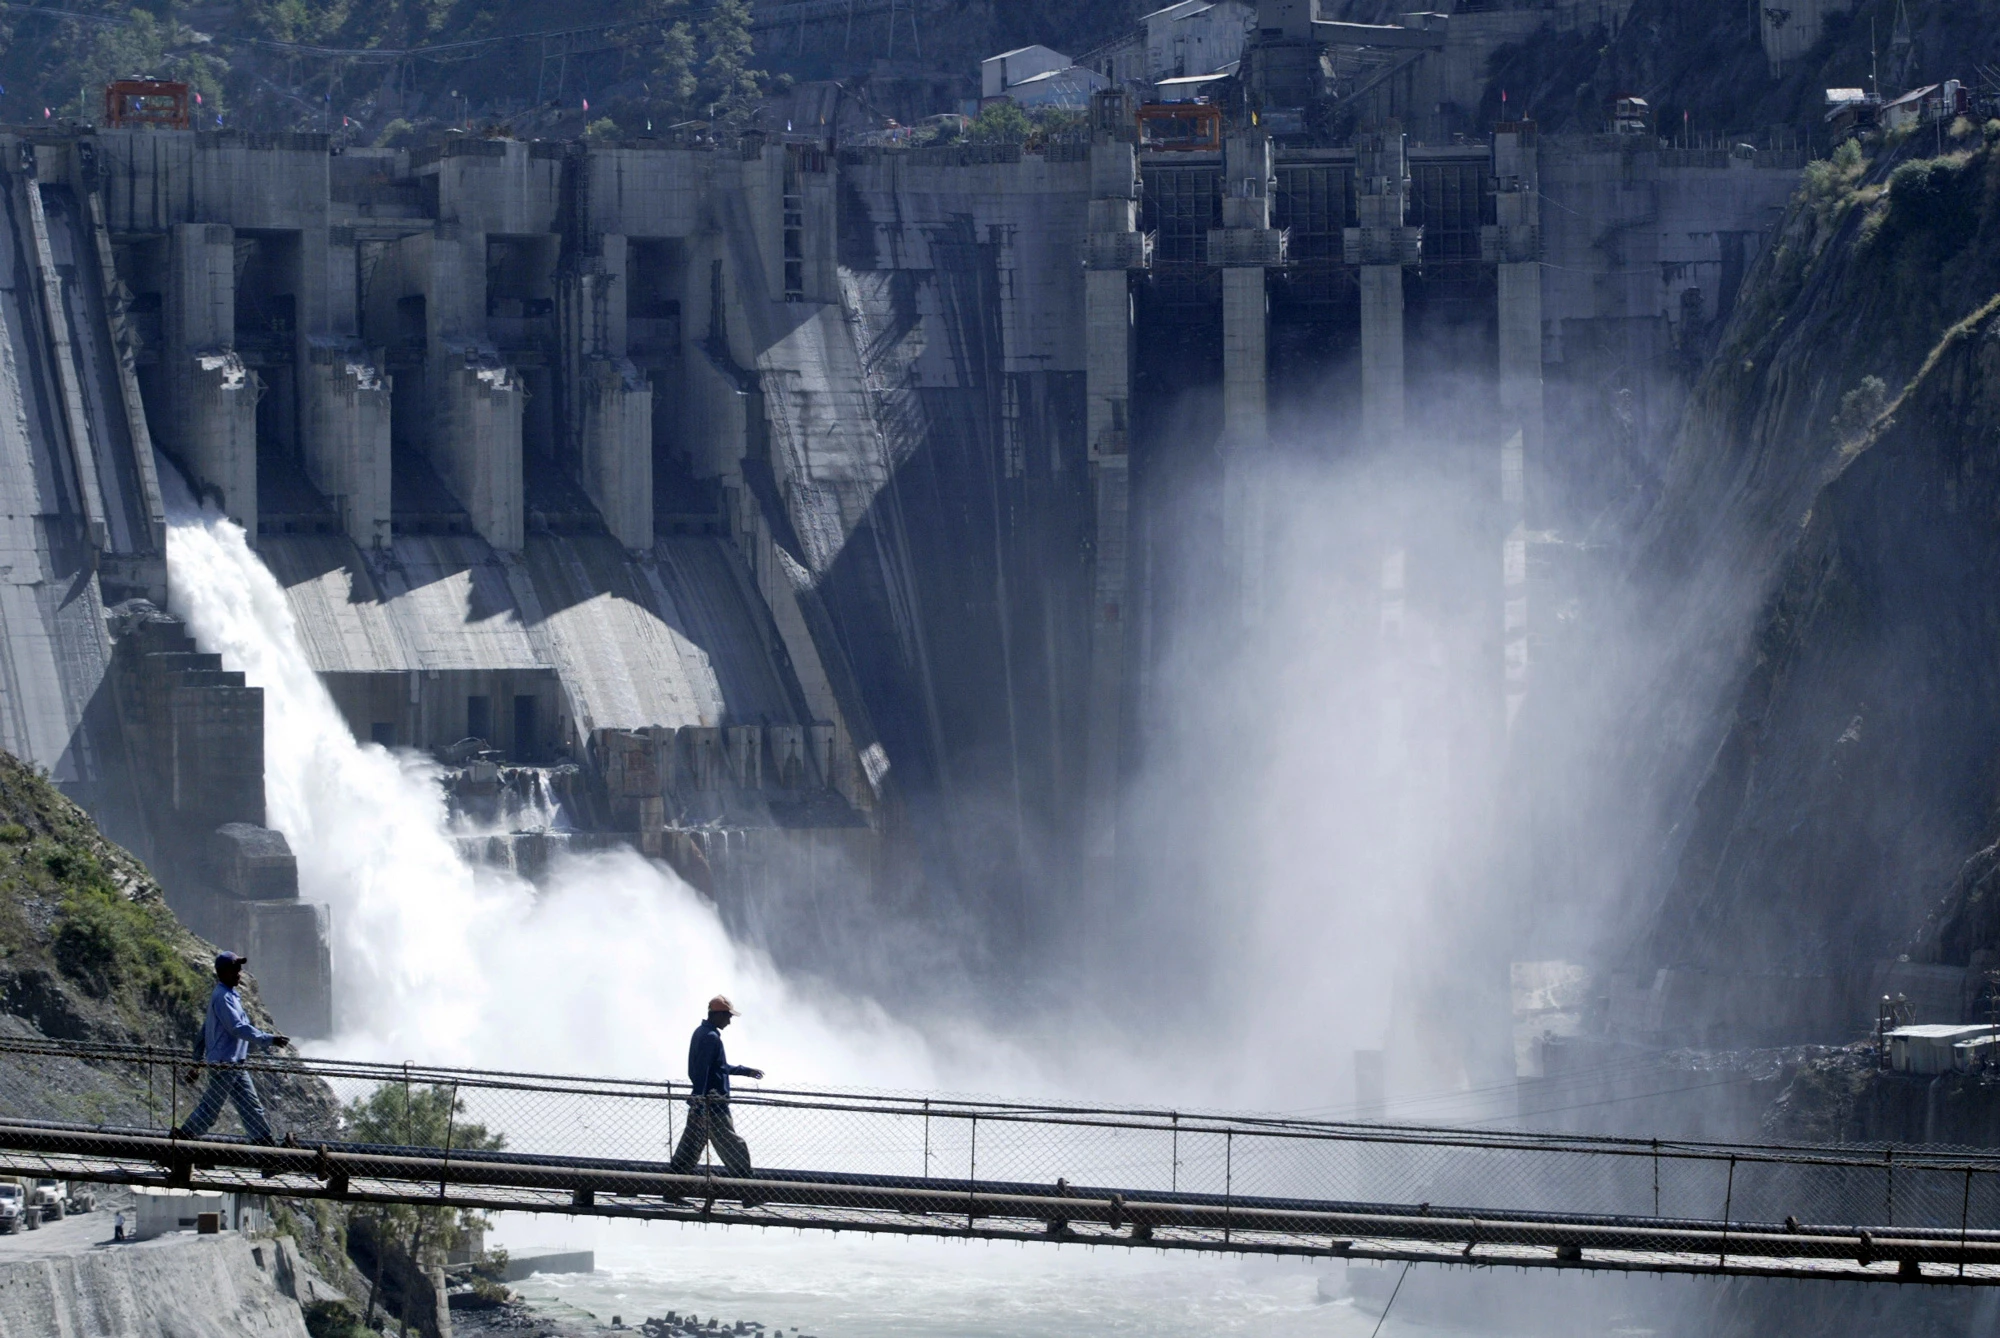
top-left (174, 952), bottom-right (288, 1142)
top-left (669, 996), bottom-right (763, 1193)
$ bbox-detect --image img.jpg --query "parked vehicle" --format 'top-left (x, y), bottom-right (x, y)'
top-left (0, 1179), bottom-right (38, 1230)
top-left (0, 1182), bottom-right (24, 1234)
top-left (29, 1179), bottom-right (67, 1223)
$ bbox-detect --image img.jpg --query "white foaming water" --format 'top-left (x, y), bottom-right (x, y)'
top-left (161, 495), bottom-right (942, 1085)
top-left (158, 487), bottom-right (1475, 1335)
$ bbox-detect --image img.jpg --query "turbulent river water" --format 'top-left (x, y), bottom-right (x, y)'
top-left (499, 1218), bottom-right (1405, 1337)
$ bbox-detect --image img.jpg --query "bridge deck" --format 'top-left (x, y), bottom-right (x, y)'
top-left (3, 1038), bottom-right (1998, 1284)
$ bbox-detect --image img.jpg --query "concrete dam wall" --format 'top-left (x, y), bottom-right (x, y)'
top-left (0, 117), bottom-right (1804, 1033)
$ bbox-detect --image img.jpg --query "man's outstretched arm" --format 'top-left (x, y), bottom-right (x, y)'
top-left (222, 991), bottom-right (286, 1048)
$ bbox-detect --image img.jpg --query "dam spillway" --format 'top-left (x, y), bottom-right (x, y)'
top-left (0, 113), bottom-right (1801, 1040)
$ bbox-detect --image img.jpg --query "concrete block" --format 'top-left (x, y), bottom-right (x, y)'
top-left (168, 677), bottom-right (265, 830)
top-left (184, 351), bottom-right (260, 533)
top-left (1207, 227), bottom-right (1287, 268)
top-left (1220, 195), bottom-right (1272, 231)
top-left (209, 823), bottom-right (298, 900)
top-left (679, 726), bottom-right (727, 791)
top-left (170, 222), bottom-right (234, 349)
top-left (726, 724), bottom-right (763, 789)
top-left (1087, 199), bottom-right (1138, 233)
top-left (430, 343), bottom-right (523, 550)
top-left (1089, 141), bottom-right (1139, 200)
top-left (1343, 223), bottom-right (1423, 267)
top-left (600, 729), bottom-right (662, 798)
top-left (808, 722), bottom-right (839, 791)
top-left (242, 898), bottom-right (332, 1039)
top-left (1085, 231), bottom-right (1152, 271)
top-left (578, 357), bottom-right (653, 551)
top-left (767, 724), bottom-right (808, 789)
top-left (302, 344), bottom-right (392, 549)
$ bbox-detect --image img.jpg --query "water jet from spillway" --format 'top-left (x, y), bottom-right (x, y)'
top-left (161, 483), bottom-right (943, 1086)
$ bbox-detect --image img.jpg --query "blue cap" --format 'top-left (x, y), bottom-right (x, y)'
top-left (215, 951), bottom-right (248, 971)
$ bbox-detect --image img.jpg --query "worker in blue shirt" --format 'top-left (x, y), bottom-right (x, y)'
top-left (668, 995), bottom-right (763, 1195)
top-left (173, 952), bottom-right (289, 1142)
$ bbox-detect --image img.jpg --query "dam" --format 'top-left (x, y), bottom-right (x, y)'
top-left (0, 56), bottom-right (1800, 1043)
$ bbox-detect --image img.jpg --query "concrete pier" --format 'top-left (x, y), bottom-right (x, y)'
top-left (1346, 134), bottom-right (1422, 448)
top-left (1484, 124), bottom-right (1544, 730)
top-left (166, 223), bottom-right (258, 530)
top-left (1212, 130), bottom-right (1284, 625)
top-left (1358, 265), bottom-right (1404, 444)
top-left (302, 347), bottom-right (392, 549)
top-left (564, 232), bottom-right (654, 551)
top-left (1084, 120), bottom-right (1149, 895)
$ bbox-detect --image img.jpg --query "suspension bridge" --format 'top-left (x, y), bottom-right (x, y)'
top-left (2, 1037), bottom-right (1999, 1285)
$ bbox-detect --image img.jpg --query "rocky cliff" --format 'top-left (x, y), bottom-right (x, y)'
top-left (0, 747), bottom-right (333, 1129)
top-left (1621, 126), bottom-right (2000, 996)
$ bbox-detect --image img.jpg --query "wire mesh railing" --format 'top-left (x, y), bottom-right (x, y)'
top-left (4, 1036), bottom-right (2000, 1282)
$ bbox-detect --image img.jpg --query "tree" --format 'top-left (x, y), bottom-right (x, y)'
top-left (652, 20), bottom-right (698, 110)
top-left (969, 99), bottom-right (1032, 143)
top-left (697, 0), bottom-right (760, 119)
top-left (344, 1083), bottom-right (504, 1327)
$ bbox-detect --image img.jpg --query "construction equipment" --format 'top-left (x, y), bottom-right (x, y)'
top-left (103, 79), bottom-right (191, 131)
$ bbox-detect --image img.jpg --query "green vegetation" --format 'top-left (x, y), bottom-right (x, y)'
top-left (1800, 137), bottom-right (1868, 221)
top-left (0, 750), bottom-right (212, 1039)
top-left (302, 1299), bottom-right (374, 1338)
top-left (1830, 374), bottom-right (1889, 451)
top-left (48, 847), bottom-right (206, 1007)
top-left (344, 1082), bottom-right (504, 1326)
top-left (965, 101), bottom-right (1087, 147)
top-left (1718, 127), bottom-right (2000, 466)
top-left (968, 99), bottom-right (1031, 143)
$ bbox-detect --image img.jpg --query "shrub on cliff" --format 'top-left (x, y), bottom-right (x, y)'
top-left (0, 751), bottom-right (212, 1043)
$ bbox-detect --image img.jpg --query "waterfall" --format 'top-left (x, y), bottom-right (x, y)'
top-left (160, 487), bottom-right (940, 1085)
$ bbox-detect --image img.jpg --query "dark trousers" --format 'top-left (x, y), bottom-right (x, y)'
top-left (669, 1092), bottom-right (752, 1177)
top-left (180, 1067), bottom-right (272, 1142)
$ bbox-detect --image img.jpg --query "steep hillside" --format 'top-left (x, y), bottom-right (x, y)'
top-left (0, 748), bottom-right (327, 1127)
top-left (1630, 125), bottom-right (2000, 982)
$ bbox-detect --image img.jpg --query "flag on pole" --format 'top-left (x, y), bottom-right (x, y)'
top-left (582, 98), bottom-right (590, 111)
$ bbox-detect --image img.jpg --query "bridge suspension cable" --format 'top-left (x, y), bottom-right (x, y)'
top-left (1, 1036), bottom-right (1998, 1284)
